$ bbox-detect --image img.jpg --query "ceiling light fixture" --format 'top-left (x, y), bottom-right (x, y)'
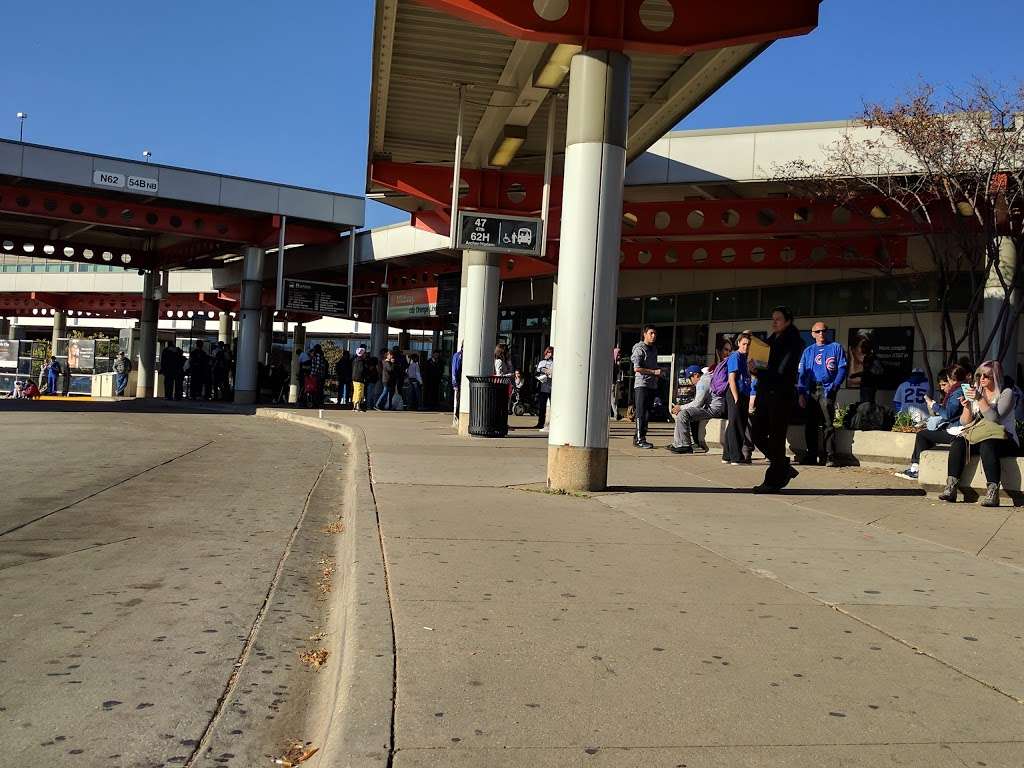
top-left (490, 124), bottom-right (528, 168)
top-left (534, 44), bottom-right (581, 90)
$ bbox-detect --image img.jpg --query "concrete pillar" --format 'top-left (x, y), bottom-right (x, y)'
top-left (398, 331), bottom-right (412, 351)
top-left (547, 50), bottom-right (630, 491)
top-left (370, 296), bottom-right (387, 358)
top-left (6, 318), bottom-right (16, 340)
top-left (258, 310), bottom-right (274, 365)
top-left (549, 275), bottom-right (559, 348)
top-left (135, 272), bottom-right (159, 398)
top-left (218, 312), bottom-right (232, 346)
top-left (983, 237), bottom-right (1018, 369)
top-left (288, 323), bottom-right (306, 404)
top-left (50, 311), bottom-right (66, 356)
top-left (431, 329), bottom-right (441, 353)
top-left (457, 250), bottom-right (501, 435)
top-left (0, 317), bottom-right (9, 339)
top-left (234, 247), bottom-right (265, 404)
top-left (456, 252), bottom-right (470, 348)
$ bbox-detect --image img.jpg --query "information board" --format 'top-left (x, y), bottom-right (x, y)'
top-left (457, 212), bottom-right (542, 256)
top-left (388, 287), bottom-right (438, 320)
top-left (282, 279), bottom-right (349, 318)
top-left (0, 339), bottom-right (16, 369)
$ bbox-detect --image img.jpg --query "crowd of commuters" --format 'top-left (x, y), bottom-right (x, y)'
top-left (158, 339), bottom-right (233, 401)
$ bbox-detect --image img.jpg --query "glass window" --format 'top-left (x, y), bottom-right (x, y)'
top-left (711, 289), bottom-right (759, 321)
top-left (813, 280), bottom-right (871, 316)
top-left (676, 292), bottom-right (709, 322)
top-left (874, 275), bottom-right (935, 313)
top-left (940, 272), bottom-right (982, 312)
top-left (617, 297), bottom-right (643, 325)
top-left (644, 295), bottom-right (676, 324)
top-left (760, 284), bottom-right (813, 318)
top-left (673, 324), bottom-right (710, 366)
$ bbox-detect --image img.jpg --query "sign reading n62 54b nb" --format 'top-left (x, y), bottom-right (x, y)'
top-left (457, 212), bottom-right (542, 256)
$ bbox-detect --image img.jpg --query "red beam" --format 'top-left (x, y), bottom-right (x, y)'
top-left (618, 237), bottom-right (907, 270)
top-left (0, 233), bottom-right (158, 271)
top-left (413, 0), bottom-right (819, 55)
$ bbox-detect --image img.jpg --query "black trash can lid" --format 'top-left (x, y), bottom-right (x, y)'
top-left (468, 375), bottom-right (512, 384)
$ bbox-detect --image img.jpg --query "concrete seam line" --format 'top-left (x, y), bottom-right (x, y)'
top-left (256, 410), bottom-right (396, 766)
top-left (184, 439), bottom-right (336, 768)
top-left (0, 440), bottom-right (215, 538)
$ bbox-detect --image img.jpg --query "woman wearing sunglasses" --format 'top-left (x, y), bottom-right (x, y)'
top-left (939, 360), bottom-right (1019, 506)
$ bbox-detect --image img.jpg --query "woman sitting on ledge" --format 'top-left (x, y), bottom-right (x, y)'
top-left (939, 360), bottom-right (1019, 507)
top-left (895, 364), bottom-right (968, 480)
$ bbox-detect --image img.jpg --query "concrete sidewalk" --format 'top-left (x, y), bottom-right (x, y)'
top-left (277, 408), bottom-right (1023, 768)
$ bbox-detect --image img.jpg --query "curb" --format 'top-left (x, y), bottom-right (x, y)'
top-left (257, 409), bottom-right (394, 768)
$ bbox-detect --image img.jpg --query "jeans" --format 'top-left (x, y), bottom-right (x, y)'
top-left (338, 381), bottom-right (351, 404)
top-left (673, 398), bottom-right (726, 448)
top-left (947, 436), bottom-right (1017, 484)
top-left (47, 373), bottom-right (59, 395)
top-left (912, 428), bottom-right (955, 463)
top-left (725, 390), bottom-right (753, 462)
top-left (375, 385), bottom-right (395, 410)
top-left (115, 372), bottom-right (129, 396)
top-left (804, 387), bottom-right (838, 461)
top-left (536, 391), bottom-right (550, 427)
top-left (634, 387), bottom-right (654, 444)
top-left (408, 380), bottom-right (421, 410)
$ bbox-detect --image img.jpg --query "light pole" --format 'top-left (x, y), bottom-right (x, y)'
top-left (16, 112), bottom-right (27, 142)
top-left (142, 149), bottom-right (152, 162)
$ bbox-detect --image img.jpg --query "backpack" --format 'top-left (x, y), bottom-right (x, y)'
top-left (844, 402), bottom-right (894, 432)
top-left (709, 360), bottom-right (730, 397)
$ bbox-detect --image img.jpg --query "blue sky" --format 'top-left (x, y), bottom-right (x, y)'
top-left (1, 1), bottom-right (1018, 228)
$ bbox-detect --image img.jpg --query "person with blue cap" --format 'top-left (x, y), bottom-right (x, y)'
top-left (669, 364), bottom-right (724, 454)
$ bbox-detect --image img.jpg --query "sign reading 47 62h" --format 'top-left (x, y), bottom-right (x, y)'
top-left (457, 211), bottom-right (542, 256)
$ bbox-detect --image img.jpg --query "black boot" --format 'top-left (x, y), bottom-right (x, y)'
top-left (980, 482), bottom-right (1000, 507)
top-left (938, 476), bottom-right (959, 502)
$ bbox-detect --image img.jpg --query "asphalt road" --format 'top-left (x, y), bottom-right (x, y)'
top-left (0, 404), bottom-right (339, 768)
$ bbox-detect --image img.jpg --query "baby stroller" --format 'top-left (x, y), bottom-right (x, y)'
top-left (509, 379), bottom-right (536, 417)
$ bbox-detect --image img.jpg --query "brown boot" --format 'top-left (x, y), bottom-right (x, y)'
top-left (980, 482), bottom-right (1000, 508)
top-left (937, 476), bottom-right (959, 502)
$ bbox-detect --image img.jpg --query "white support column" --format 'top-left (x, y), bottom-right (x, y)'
top-left (135, 272), bottom-right (159, 398)
top-left (258, 310), bottom-right (273, 365)
top-left (218, 312), bottom-right (232, 346)
top-left (288, 323), bottom-right (306, 404)
top-left (547, 50), bottom-right (630, 491)
top-left (458, 250), bottom-right (501, 435)
top-left (234, 247), bottom-right (265, 404)
top-left (983, 237), bottom-right (1018, 369)
top-left (456, 251), bottom-right (470, 348)
top-left (50, 311), bottom-right (66, 356)
top-left (370, 296), bottom-right (388, 358)
top-left (549, 275), bottom-right (559, 348)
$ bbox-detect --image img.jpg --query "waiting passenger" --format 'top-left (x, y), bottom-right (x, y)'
top-left (669, 365), bottom-right (725, 454)
top-left (113, 351), bottom-right (132, 397)
top-left (895, 364), bottom-right (968, 480)
top-left (893, 368), bottom-right (930, 424)
top-left (938, 360), bottom-right (1019, 507)
top-left (723, 332), bottom-right (754, 465)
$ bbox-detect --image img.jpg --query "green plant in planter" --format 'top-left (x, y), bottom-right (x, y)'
top-left (833, 404), bottom-right (849, 428)
top-left (892, 410), bottom-right (917, 432)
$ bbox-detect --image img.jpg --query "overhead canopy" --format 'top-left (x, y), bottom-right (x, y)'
top-left (368, 0), bottom-right (821, 213)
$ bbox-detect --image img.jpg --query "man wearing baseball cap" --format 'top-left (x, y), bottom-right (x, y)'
top-left (669, 364), bottom-right (724, 454)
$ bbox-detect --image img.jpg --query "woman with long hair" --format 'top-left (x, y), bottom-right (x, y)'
top-left (938, 360), bottom-right (1019, 506)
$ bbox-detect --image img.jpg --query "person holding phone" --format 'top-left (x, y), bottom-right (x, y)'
top-left (938, 360), bottom-right (1019, 506)
top-left (895, 364), bottom-right (968, 480)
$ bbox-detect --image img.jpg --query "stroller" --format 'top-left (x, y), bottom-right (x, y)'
top-left (509, 377), bottom-right (536, 417)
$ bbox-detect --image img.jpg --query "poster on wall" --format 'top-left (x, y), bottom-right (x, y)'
top-left (67, 339), bottom-right (96, 370)
top-left (0, 339), bottom-right (17, 368)
top-left (387, 287), bottom-right (438, 320)
top-left (847, 327), bottom-right (915, 390)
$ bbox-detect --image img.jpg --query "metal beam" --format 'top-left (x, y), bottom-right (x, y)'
top-left (0, 232), bottom-right (158, 270)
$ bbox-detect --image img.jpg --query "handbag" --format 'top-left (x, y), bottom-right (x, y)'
top-left (304, 374), bottom-right (318, 394)
top-left (962, 417), bottom-right (1008, 445)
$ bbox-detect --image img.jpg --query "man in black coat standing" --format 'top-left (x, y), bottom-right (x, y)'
top-left (749, 306), bottom-right (805, 493)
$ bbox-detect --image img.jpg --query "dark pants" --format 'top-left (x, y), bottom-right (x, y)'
top-left (912, 428), bottom-right (955, 463)
top-left (164, 373), bottom-right (183, 401)
top-left (725, 390), bottom-right (752, 462)
top-left (751, 392), bottom-right (795, 487)
top-left (804, 387), bottom-right (837, 462)
top-left (947, 436), bottom-right (1017, 484)
top-left (535, 391), bottom-right (549, 427)
top-left (634, 387), bottom-right (654, 444)
top-left (115, 372), bottom-right (129, 396)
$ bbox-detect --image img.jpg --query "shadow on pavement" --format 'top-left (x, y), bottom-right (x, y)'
top-left (607, 485), bottom-right (928, 497)
top-left (0, 399), bottom-right (256, 415)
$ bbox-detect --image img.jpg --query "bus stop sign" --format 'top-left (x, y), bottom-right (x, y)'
top-left (457, 212), bottom-right (542, 256)
top-left (282, 279), bottom-right (349, 318)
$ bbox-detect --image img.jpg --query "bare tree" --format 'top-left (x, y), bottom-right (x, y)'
top-left (777, 80), bottom-right (1024, 377)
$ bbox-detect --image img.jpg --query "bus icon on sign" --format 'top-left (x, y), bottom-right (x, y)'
top-left (506, 227), bottom-right (533, 247)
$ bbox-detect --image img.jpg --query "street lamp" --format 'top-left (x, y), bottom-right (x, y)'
top-left (15, 112), bottom-right (27, 142)
top-left (142, 149), bottom-right (152, 162)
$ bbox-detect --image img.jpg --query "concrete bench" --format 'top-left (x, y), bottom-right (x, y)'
top-left (917, 448), bottom-right (1024, 503)
top-left (700, 418), bottom-right (917, 465)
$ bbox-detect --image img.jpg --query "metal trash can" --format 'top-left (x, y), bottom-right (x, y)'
top-left (468, 375), bottom-right (510, 437)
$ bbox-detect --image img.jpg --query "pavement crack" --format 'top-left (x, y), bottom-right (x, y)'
top-left (0, 440), bottom-right (215, 538)
top-left (975, 509), bottom-right (1016, 557)
top-left (0, 536), bottom-right (136, 571)
top-left (182, 441), bottom-right (335, 768)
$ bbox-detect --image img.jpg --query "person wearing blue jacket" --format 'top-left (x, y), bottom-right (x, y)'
top-left (797, 322), bottom-right (848, 466)
top-left (895, 364), bottom-right (968, 480)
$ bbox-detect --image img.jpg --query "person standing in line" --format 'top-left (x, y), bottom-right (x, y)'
top-left (335, 349), bottom-right (353, 407)
top-left (724, 332), bottom-right (754, 465)
top-left (421, 351), bottom-right (438, 410)
top-left (494, 343), bottom-right (512, 377)
top-left (535, 346), bottom-right (554, 430)
top-left (45, 356), bottom-right (61, 396)
top-left (798, 322), bottom-right (848, 467)
top-left (188, 341), bottom-right (210, 400)
top-left (451, 345), bottom-right (463, 418)
top-left (406, 353), bottom-right (423, 410)
top-left (375, 350), bottom-right (398, 410)
top-left (160, 341), bottom-right (182, 401)
top-left (308, 344), bottom-right (327, 408)
top-left (631, 326), bottom-right (661, 449)
top-left (113, 351), bottom-right (132, 397)
top-left (749, 306), bottom-right (805, 493)
top-left (351, 346), bottom-right (368, 411)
